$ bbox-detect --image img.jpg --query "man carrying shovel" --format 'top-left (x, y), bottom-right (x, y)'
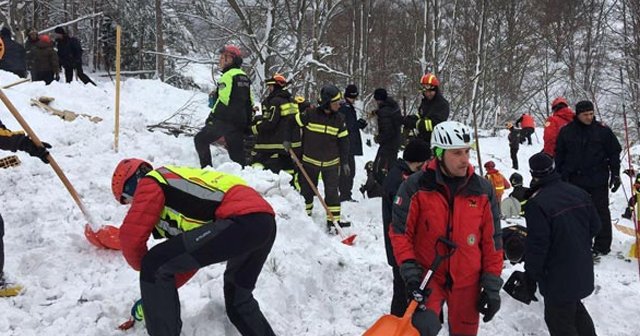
top-left (388, 121), bottom-right (503, 335)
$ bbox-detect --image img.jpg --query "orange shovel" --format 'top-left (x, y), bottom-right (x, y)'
top-left (0, 89), bottom-right (121, 250)
top-left (289, 149), bottom-right (356, 245)
top-left (363, 237), bottom-right (457, 335)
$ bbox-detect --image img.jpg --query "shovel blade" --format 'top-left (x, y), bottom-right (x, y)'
top-left (341, 234), bottom-right (357, 246)
top-left (84, 224), bottom-right (121, 250)
top-left (362, 314), bottom-right (419, 336)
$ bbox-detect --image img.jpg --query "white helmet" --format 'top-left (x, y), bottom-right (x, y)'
top-left (430, 121), bottom-right (474, 150)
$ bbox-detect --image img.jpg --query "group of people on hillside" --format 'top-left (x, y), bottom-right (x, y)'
top-left (0, 41), bottom-right (627, 336)
top-left (0, 26), bottom-right (95, 85)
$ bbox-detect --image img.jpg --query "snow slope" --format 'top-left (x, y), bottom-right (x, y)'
top-left (0, 71), bottom-right (638, 335)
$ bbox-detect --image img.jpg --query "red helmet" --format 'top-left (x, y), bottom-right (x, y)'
top-left (420, 73), bottom-right (440, 87)
top-left (218, 45), bottom-right (242, 58)
top-left (265, 73), bottom-right (288, 86)
top-left (39, 34), bottom-right (50, 43)
top-left (112, 158), bottom-right (153, 204)
top-left (484, 160), bottom-right (496, 169)
top-left (551, 96), bottom-right (568, 109)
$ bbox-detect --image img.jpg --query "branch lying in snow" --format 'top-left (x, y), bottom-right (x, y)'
top-left (142, 51), bottom-right (214, 64)
top-left (39, 13), bottom-right (104, 34)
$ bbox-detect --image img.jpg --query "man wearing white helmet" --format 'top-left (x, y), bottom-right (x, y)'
top-left (389, 121), bottom-right (503, 335)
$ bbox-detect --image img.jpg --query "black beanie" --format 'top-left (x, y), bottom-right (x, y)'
top-left (54, 27), bottom-right (65, 35)
top-left (345, 84), bottom-right (359, 99)
top-left (403, 139), bottom-right (430, 163)
top-left (529, 152), bottom-right (555, 178)
top-left (575, 100), bottom-right (594, 114)
top-left (373, 88), bottom-right (388, 101)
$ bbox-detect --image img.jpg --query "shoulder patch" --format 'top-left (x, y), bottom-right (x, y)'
top-left (544, 121), bottom-right (551, 127)
top-left (393, 196), bottom-right (402, 206)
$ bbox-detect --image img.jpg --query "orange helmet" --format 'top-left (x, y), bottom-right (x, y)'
top-left (484, 160), bottom-right (496, 169)
top-left (112, 158), bottom-right (153, 204)
top-left (551, 96), bottom-right (568, 109)
top-left (218, 45), bottom-right (242, 58)
top-left (420, 73), bottom-right (440, 87)
top-left (265, 73), bottom-right (288, 86)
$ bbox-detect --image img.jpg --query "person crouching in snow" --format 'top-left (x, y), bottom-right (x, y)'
top-left (112, 159), bottom-right (277, 336)
top-left (484, 160), bottom-right (510, 201)
top-left (390, 121), bottom-right (503, 335)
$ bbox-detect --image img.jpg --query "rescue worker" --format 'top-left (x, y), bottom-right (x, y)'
top-left (113, 159), bottom-right (276, 336)
top-left (484, 160), bottom-right (511, 201)
top-left (515, 112), bottom-right (535, 145)
top-left (0, 119), bottom-right (51, 296)
top-left (507, 122), bottom-right (520, 169)
top-left (338, 84), bottom-right (367, 202)
top-left (195, 45), bottom-right (253, 167)
top-left (403, 73), bottom-right (450, 157)
top-left (251, 73), bottom-right (299, 174)
top-left (53, 27), bottom-right (96, 85)
top-left (543, 97), bottom-right (574, 157)
top-left (371, 88), bottom-right (402, 184)
top-left (390, 121), bottom-right (503, 336)
top-left (295, 84), bottom-right (350, 231)
top-left (509, 172), bottom-right (529, 215)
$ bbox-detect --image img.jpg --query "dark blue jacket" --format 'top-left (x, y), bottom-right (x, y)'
top-left (374, 97), bottom-right (402, 148)
top-left (0, 37), bottom-right (26, 76)
top-left (338, 101), bottom-right (363, 156)
top-left (524, 173), bottom-right (600, 304)
top-left (382, 159), bottom-right (414, 266)
top-left (555, 118), bottom-right (621, 188)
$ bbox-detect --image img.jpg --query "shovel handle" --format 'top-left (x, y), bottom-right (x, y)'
top-left (0, 89), bottom-right (98, 229)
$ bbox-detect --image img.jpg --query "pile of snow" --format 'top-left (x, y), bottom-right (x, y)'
top-left (0, 71), bottom-right (638, 335)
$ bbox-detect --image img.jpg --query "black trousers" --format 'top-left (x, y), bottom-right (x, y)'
top-left (373, 144), bottom-right (399, 184)
top-left (521, 127), bottom-right (534, 145)
top-left (510, 146), bottom-right (519, 169)
top-left (581, 185), bottom-right (612, 254)
top-left (544, 300), bottom-right (596, 336)
top-left (139, 213), bottom-right (277, 336)
top-left (338, 154), bottom-right (356, 201)
top-left (390, 266), bottom-right (408, 317)
top-left (194, 121), bottom-right (246, 167)
top-left (299, 163), bottom-right (341, 221)
top-left (63, 63), bottom-right (96, 85)
top-left (0, 213), bottom-right (4, 275)
top-left (32, 71), bottom-right (54, 85)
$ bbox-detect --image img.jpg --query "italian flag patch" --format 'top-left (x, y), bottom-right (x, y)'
top-left (393, 196), bottom-right (402, 206)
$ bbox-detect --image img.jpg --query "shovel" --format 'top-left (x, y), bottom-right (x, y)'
top-left (363, 237), bottom-right (457, 335)
top-left (0, 89), bottom-right (121, 250)
top-left (289, 149), bottom-right (357, 245)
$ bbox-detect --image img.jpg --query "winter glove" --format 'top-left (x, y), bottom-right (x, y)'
top-left (477, 273), bottom-right (503, 323)
top-left (610, 175), bottom-right (622, 192)
top-left (20, 136), bottom-right (51, 164)
top-left (131, 299), bottom-right (144, 322)
top-left (356, 118), bottom-right (368, 129)
top-left (282, 141), bottom-right (292, 152)
top-left (503, 271), bottom-right (538, 305)
top-left (403, 115), bottom-right (418, 130)
top-left (399, 260), bottom-right (426, 303)
top-left (341, 163), bottom-right (351, 177)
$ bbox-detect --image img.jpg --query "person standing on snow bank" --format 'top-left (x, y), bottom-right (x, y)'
top-left (0, 119), bottom-right (51, 296)
top-left (506, 152), bottom-right (599, 336)
top-left (371, 88), bottom-right (402, 185)
top-left (390, 121), bottom-right (503, 336)
top-left (555, 100), bottom-right (622, 258)
top-left (543, 97), bottom-right (574, 157)
top-left (195, 45), bottom-right (253, 168)
top-left (507, 122), bottom-right (520, 169)
top-left (113, 159), bottom-right (276, 336)
top-left (53, 27), bottom-right (96, 85)
top-left (338, 84), bottom-right (367, 202)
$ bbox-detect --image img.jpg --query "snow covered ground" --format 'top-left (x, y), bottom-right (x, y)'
top-left (0, 71), bottom-right (638, 335)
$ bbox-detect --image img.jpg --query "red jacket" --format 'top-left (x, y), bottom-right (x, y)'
top-left (119, 176), bottom-right (274, 287)
top-left (518, 113), bottom-right (535, 128)
top-left (390, 160), bottom-right (503, 289)
top-left (543, 106), bottom-right (574, 156)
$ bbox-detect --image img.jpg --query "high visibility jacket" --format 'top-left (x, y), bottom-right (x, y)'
top-left (295, 107), bottom-right (349, 167)
top-left (390, 159), bottom-right (503, 289)
top-left (119, 166), bottom-right (274, 280)
top-left (485, 169), bottom-right (511, 200)
top-left (207, 66), bottom-right (253, 129)
top-left (252, 88), bottom-right (300, 153)
top-left (0, 120), bottom-right (28, 152)
top-left (416, 93), bottom-right (449, 141)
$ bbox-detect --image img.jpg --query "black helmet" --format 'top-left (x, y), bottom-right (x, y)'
top-left (509, 172), bottom-right (523, 186)
top-left (318, 84), bottom-right (342, 109)
top-left (504, 233), bottom-right (525, 264)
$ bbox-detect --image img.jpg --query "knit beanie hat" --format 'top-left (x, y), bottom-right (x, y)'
top-left (54, 27), bottom-right (66, 35)
top-left (529, 152), bottom-right (555, 178)
top-left (575, 100), bottom-right (594, 115)
top-left (403, 139), bottom-right (430, 163)
top-left (0, 27), bottom-right (11, 38)
top-left (344, 84), bottom-right (359, 99)
top-left (373, 88), bottom-right (388, 101)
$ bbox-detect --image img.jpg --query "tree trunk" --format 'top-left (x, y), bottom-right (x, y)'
top-left (155, 0), bottom-right (165, 81)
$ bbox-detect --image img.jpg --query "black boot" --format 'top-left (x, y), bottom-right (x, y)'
top-left (622, 207), bottom-right (633, 220)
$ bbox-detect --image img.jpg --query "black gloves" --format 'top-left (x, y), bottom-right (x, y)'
top-left (403, 115), bottom-right (418, 129)
top-left (20, 136), bottom-right (51, 164)
top-left (503, 270), bottom-right (538, 305)
top-left (477, 273), bottom-right (503, 322)
top-left (399, 260), bottom-right (426, 303)
top-left (610, 175), bottom-right (621, 192)
top-left (356, 118), bottom-right (368, 129)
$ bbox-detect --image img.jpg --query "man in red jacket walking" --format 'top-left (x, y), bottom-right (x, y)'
top-left (390, 121), bottom-right (503, 335)
top-left (112, 159), bottom-right (276, 336)
top-left (543, 97), bottom-right (574, 157)
top-left (515, 112), bottom-right (535, 145)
